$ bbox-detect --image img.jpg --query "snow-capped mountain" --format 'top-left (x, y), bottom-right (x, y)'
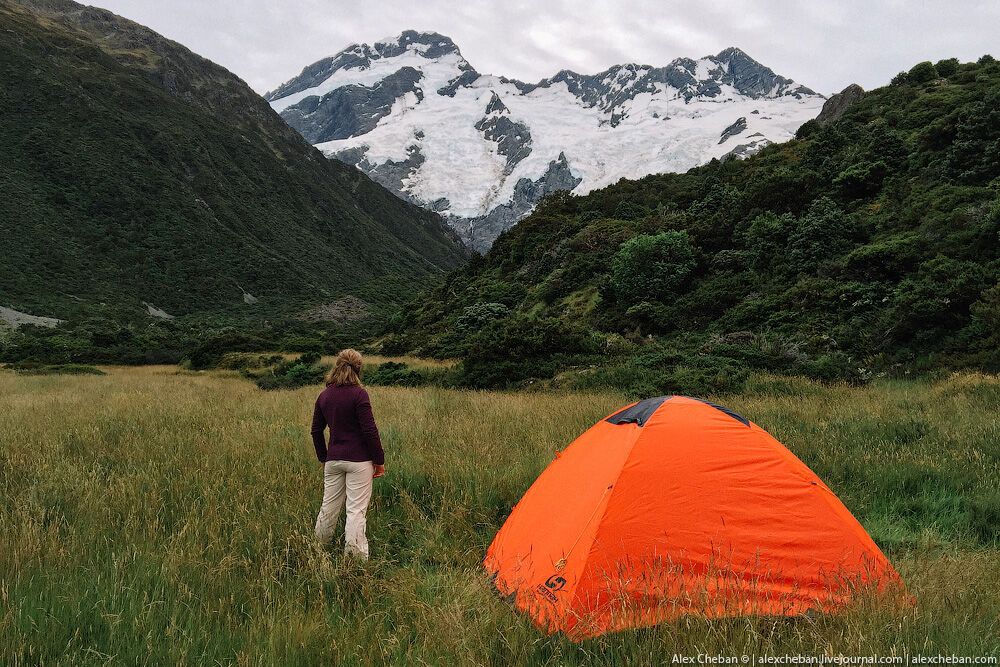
top-left (268, 31), bottom-right (825, 249)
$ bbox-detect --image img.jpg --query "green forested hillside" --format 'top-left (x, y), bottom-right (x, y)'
top-left (391, 56), bottom-right (1000, 394)
top-left (0, 0), bottom-right (465, 321)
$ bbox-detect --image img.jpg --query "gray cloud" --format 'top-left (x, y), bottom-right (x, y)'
top-left (89, 0), bottom-right (998, 96)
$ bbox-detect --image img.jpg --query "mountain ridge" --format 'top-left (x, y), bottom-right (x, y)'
top-left (267, 33), bottom-right (817, 104)
top-left (268, 31), bottom-right (826, 249)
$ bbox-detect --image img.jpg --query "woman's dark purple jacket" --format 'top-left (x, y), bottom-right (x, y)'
top-left (311, 384), bottom-right (385, 465)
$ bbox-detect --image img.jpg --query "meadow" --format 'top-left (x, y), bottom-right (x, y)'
top-left (1, 366), bottom-right (998, 665)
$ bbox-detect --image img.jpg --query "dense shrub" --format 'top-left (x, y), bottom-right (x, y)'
top-left (935, 58), bottom-right (960, 77)
top-left (610, 231), bottom-right (698, 300)
top-left (788, 197), bottom-right (859, 274)
top-left (833, 161), bottom-right (888, 198)
top-left (886, 257), bottom-right (991, 345)
top-left (459, 316), bottom-right (596, 388)
top-left (365, 361), bottom-right (429, 387)
top-left (946, 90), bottom-right (1000, 184)
top-left (613, 200), bottom-right (648, 220)
top-left (0, 315), bottom-right (190, 366)
top-left (251, 353), bottom-right (326, 391)
top-left (736, 211), bottom-right (795, 275)
top-left (907, 61), bottom-right (939, 84)
top-left (454, 302), bottom-right (510, 334)
top-left (187, 333), bottom-right (271, 370)
top-left (795, 119), bottom-right (820, 139)
top-left (216, 353), bottom-right (284, 371)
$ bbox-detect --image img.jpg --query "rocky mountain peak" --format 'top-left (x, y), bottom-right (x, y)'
top-left (712, 46), bottom-right (818, 98)
top-left (372, 30), bottom-right (463, 59)
top-left (714, 46), bottom-right (753, 65)
top-left (266, 30), bottom-right (472, 104)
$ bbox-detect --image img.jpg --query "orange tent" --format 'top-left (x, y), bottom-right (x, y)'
top-left (484, 395), bottom-right (903, 639)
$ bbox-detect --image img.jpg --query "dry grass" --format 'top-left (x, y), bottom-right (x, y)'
top-left (0, 367), bottom-right (997, 664)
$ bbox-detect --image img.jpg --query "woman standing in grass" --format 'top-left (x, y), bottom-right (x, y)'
top-left (311, 349), bottom-right (385, 558)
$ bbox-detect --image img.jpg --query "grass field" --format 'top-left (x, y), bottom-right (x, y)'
top-left (1, 366), bottom-right (998, 664)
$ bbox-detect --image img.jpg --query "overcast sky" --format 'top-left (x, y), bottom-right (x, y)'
top-left (88, 1), bottom-right (998, 97)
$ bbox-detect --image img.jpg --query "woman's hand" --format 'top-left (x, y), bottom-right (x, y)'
top-left (373, 464), bottom-right (385, 479)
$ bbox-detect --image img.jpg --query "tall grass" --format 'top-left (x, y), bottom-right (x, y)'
top-left (1, 367), bottom-right (997, 664)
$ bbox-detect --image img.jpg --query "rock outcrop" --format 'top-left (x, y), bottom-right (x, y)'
top-left (816, 84), bottom-right (865, 125)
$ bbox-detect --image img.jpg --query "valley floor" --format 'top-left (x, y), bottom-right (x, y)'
top-left (1, 367), bottom-right (998, 664)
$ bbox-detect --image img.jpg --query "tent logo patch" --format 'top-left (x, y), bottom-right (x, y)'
top-left (537, 574), bottom-right (566, 602)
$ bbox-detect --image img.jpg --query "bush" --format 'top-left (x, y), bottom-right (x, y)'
top-left (564, 349), bottom-right (749, 397)
top-left (622, 301), bottom-right (672, 332)
top-left (0, 314), bottom-right (190, 366)
top-left (613, 200), bottom-right (647, 220)
top-left (187, 333), bottom-right (270, 370)
top-left (459, 315), bottom-right (596, 388)
top-left (886, 256), bottom-right (992, 345)
top-left (907, 61), bottom-right (939, 84)
top-left (610, 231), bottom-right (697, 301)
top-left (365, 361), bottom-right (427, 387)
top-left (454, 302), bottom-right (510, 334)
top-left (216, 353), bottom-right (284, 371)
top-left (788, 197), bottom-right (859, 274)
top-left (795, 119), bottom-right (820, 139)
top-left (737, 212), bottom-right (794, 274)
top-left (935, 58), bottom-right (960, 77)
top-left (251, 354), bottom-right (327, 391)
top-left (843, 234), bottom-right (923, 279)
top-left (802, 352), bottom-right (869, 384)
top-left (833, 161), bottom-right (888, 198)
top-left (946, 90), bottom-right (1000, 184)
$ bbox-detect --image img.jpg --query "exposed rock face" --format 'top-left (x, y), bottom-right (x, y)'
top-left (281, 67), bottom-right (424, 142)
top-left (721, 133), bottom-right (772, 160)
top-left (475, 94), bottom-right (532, 174)
top-left (437, 70), bottom-right (479, 97)
top-left (719, 117), bottom-right (748, 144)
top-left (513, 48), bottom-right (817, 112)
top-left (452, 153), bottom-right (582, 251)
top-left (816, 84), bottom-right (865, 125)
top-left (0, 305), bottom-right (62, 329)
top-left (714, 47), bottom-right (816, 98)
top-left (332, 143), bottom-right (427, 204)
top-left (483, 91), bottom-right (508, 115)
top-left (143, 303), bottom-right (174, 319)
top-left (269, 33), bottom-right (826, 248)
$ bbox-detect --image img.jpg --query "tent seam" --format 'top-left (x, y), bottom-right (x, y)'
top-left (561, 417), bottom-right (655, 621)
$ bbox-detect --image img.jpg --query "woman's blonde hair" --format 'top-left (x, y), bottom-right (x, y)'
top-left (325, 348), bottom-right (363, 387)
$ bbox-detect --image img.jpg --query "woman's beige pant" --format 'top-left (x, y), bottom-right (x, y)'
top-left (315, 460), bottom-right (374, 558)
